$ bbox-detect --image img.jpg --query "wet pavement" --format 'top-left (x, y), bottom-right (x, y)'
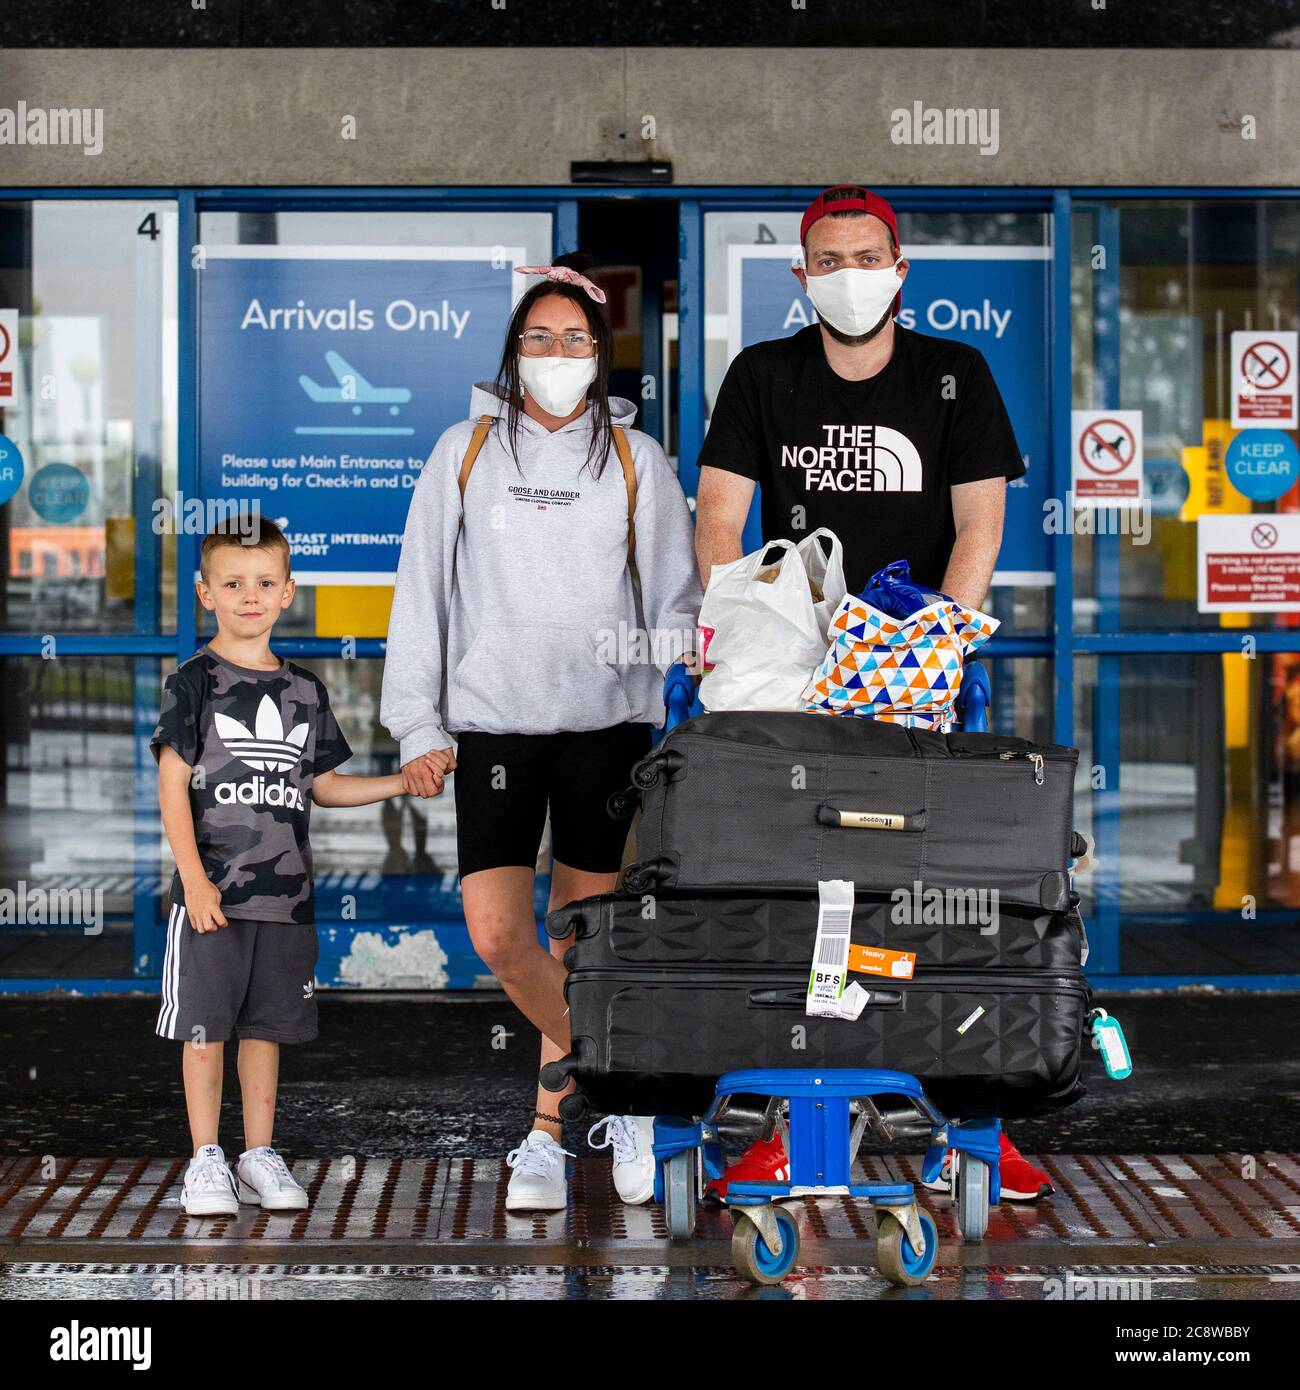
top-left (2, 991), bottom-right (1299, 1301)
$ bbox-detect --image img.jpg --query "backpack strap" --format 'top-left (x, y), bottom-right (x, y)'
top-left (612, 424), bottom-right (637, 570)
top-left (457, 415), bottom-right (496, 522)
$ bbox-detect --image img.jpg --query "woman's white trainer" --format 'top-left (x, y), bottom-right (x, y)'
top-left (588, 1115), bottom-right (656, 1205)
top-left (505, 1130), bottom-right (572, 1211)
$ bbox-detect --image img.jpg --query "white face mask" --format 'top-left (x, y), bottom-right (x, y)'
top-left (803, 263), bottom-right (902, 337)
top-left (518, 355), bottom-right (598, 417)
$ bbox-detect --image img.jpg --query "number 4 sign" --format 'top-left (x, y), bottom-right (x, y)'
top-left (1232, 330), bottom-right (1298, 430)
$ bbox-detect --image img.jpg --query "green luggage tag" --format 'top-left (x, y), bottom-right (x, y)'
top-left (1088, 1008), bottom-right (1132, 1080)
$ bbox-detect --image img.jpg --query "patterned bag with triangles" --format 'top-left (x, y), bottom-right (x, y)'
top-left (800, 593), bottom-right (999, 731)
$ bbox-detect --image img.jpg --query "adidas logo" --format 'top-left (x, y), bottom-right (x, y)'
top-left (214, 694), bottom-right (307, 809)
top-left (303, 979), bottom-right (315, 999)
top-left (215, 695), bottom-right (308, 772)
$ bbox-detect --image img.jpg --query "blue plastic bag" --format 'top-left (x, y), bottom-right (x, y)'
top-left (858, 559), bottom-right (955, 620)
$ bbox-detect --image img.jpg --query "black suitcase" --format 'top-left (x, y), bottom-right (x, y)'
top-left (548, 891), bottom-right (1091, 1121)
top-left (549, 888), bottom-right (1085, 973)
top-left (623, 712), bottom-right (1081, 914)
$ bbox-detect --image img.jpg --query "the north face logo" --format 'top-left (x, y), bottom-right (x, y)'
top-left (781, 424), bottom-right (923, 492)
top-left (213, 695), bottom-right (307, 809)
top-left (215, 695), bottom-right (308, 772)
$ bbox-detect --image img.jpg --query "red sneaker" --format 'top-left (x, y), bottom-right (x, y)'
top-left (704, 1134), bottom-right (790, 1203)
top-left (998, 1131), bottom-right (1053, 1202)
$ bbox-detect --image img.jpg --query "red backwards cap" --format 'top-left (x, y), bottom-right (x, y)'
top-left (800, 186), bottom-right (903, 319)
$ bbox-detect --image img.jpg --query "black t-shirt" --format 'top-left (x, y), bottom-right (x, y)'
top-left (697, 324), bottom-right (1026, 593)
top-left (150, 646), bottom-right (353, 924)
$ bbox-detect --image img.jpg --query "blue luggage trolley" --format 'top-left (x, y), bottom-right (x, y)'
top-left (644, 661), bottom-right (999, 1285)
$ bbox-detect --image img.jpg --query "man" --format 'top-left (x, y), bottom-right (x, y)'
top-left (693, 185), bottom-right (1052, 1204)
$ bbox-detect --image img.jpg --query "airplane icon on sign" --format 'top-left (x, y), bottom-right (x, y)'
top-left (295, 351), bottom-right (415, 436)
top-left (298, 350), bottom-right (411, 405)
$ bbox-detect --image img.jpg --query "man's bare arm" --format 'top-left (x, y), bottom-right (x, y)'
top-left (693, 466), bottom-right (756, 587)
top-left (941, 477), bottom-right (1006, 609)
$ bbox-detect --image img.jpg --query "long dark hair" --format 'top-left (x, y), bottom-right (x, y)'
top-left (494, 252), bottom-right (615, 478)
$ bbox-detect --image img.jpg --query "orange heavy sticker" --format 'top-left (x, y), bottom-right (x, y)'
top-left (847, 944), bottom-right (916, 980)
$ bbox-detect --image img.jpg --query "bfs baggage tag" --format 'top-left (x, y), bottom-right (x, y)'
top-left (807, 880), bottom-right (855, 1018)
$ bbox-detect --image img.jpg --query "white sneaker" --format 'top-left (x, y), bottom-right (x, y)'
top-left (234, 1146), bottom-right (309, 1211)
top-left (920, 1149), bottom-right (956, 1195)
top-left (181, 1144), bottom-right (239, 1216)
top-left (588, 1114), bottom-right (656, 1206)
top-left (505, 1130), bottom-right (571, 1211)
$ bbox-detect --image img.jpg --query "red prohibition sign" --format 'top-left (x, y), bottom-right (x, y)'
top-left (1243, 341), bottom-right (1291, 390)
top-left (0, 322), bottom-right (10, 363)
top-left (1252, 522), bottom-right (1278, 550)
top-left (1080, 418), bottom-right (1135, 475)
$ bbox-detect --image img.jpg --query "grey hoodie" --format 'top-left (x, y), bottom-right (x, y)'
top-left (381, 384), bottom-right (702, 764)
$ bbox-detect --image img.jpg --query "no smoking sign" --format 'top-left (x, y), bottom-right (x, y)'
top-left (0, 308), bottom-right (17, 406)
top-left (1199, 513), bottom-right (1300, 613)
top-left (1232, 330), bottom-right (1298, 429)
top-left (1071, 409), bottom-right (1144, 506)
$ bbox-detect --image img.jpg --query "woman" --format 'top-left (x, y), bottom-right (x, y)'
top-left (381, 255), bottom-right (702, 1211)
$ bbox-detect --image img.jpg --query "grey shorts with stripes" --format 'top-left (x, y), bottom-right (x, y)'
top-left (155, 905), bottom-right (319, 1045)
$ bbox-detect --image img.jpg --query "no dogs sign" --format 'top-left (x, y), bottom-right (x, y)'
top-left (1071, 409), bottom-right (1144, 505)
top-left (1232, 330), bottom-right (1298, 430)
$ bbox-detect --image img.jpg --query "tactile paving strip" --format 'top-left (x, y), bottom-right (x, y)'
top-left (2, 1153), bottom-right (1299, 1247)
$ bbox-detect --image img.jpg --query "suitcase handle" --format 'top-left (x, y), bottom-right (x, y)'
top-left (816, 803), bottom-right (926, 832)
top-left (748, 987), bottom-right (904, 1010)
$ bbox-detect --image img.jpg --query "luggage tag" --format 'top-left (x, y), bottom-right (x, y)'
top-left (807, 880), bottom-right (854, 1018)
top-left (1088, 1008), bottom-right (1132, 1080)
top-left (848, 943), bottom-right (916, 979)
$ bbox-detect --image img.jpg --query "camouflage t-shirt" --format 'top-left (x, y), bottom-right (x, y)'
top-left (150, 646), bottom-right (353, 924)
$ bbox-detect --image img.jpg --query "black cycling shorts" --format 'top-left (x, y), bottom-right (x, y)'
top-left (453, 722), bottom-right (654, 878)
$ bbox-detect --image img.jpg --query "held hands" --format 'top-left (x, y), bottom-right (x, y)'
top-left (401, 746), bottom-right (456, 798)
top-left (184, 875), bottom-right (227, 933)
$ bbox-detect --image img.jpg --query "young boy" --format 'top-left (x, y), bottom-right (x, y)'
top-left (152, 518), bottom-right (441, 1216)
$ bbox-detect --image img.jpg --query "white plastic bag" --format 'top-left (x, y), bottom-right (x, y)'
top-left (697, 539), bottom-right (827, 711)
top-left (797, 528), bottom-right (848, 640)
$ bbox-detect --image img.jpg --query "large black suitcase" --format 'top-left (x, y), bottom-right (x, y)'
top-left (623, 712), bottom-right (1081, 913)
top-left (549, 888), bottom-right (1085, 973)
top-left (549, 891), bottom-right (1091, 1121)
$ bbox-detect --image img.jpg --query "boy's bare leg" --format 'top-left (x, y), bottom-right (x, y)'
top-left (182, 1038), bottom-right (224, 1156)
top-left (532, 862), bottom-right (620, 1141)
top-left (238, 1039), bottom-right (279, 1151)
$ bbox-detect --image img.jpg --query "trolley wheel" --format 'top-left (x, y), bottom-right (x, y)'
top-left (632, 761), bottom-right (660, 790)
top-left (730, 1206), bottom-right (800, 1286)
top-left (876, 1208), bottom-right (939, 1287)
top-left (663, 1150), bottom-right (697, 1241)
top-left (956, 1153), bottom-right (991, 1241)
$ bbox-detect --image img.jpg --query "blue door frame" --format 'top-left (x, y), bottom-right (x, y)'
top-left (2, 183), bottom-right (1299, 994)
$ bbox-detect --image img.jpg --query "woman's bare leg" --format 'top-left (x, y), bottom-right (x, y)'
top-left (461, 865), bottom-right (571, 1051)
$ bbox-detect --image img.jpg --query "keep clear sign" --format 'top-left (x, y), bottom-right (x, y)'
top-left (199, 246), bottom-right (523, 583)
top-left (729, 243), bottom-right (1052, 585)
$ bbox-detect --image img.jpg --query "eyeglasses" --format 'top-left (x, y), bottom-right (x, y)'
top-left (518, 329), bottom-right (598, 358)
